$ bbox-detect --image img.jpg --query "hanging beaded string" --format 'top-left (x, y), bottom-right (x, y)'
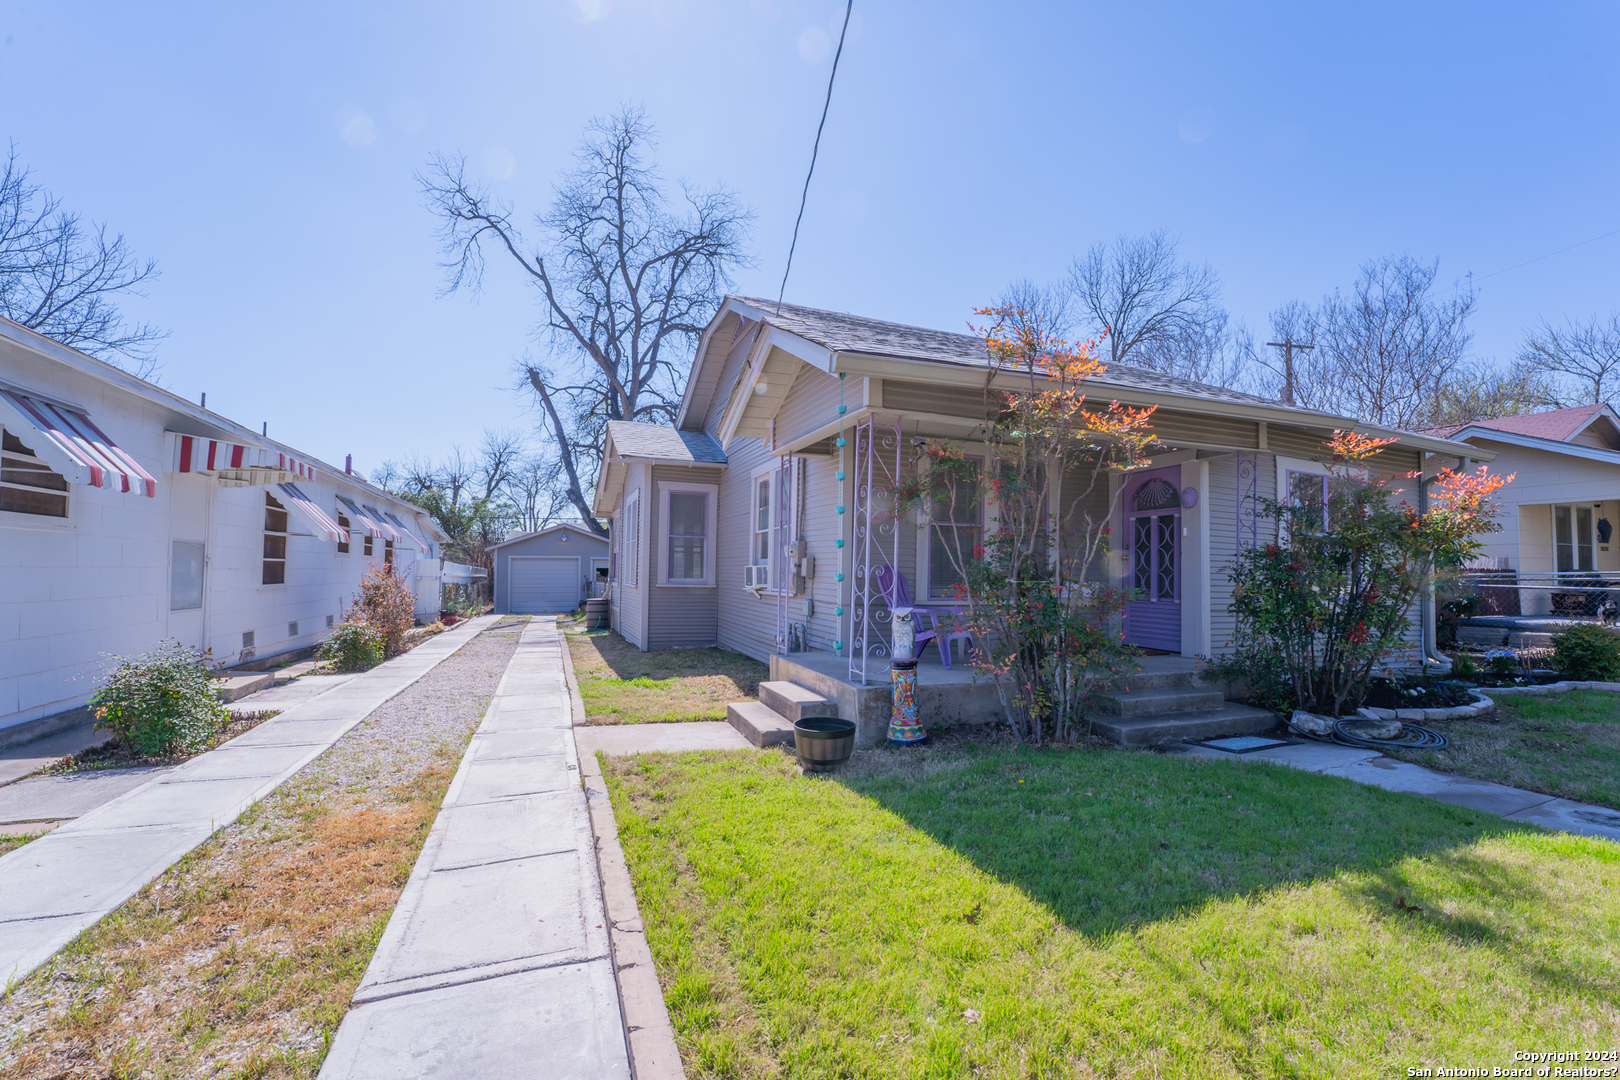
top-left (833, 372), bottom-right (847, 654)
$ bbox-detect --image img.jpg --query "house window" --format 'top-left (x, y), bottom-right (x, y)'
top-left (1287, 470), bottom-right (1329, 529)
top-left (1554, 505), bottom-right (1595, 574)
top-left (263, 492), bottom-right (288, 585)
top-left (667, 492), bottom-right (708, 583)
top-left (384, 537), bottom-right (394, 566)
top-left (337, 512), bottom-right (351, 554)
top-left (1, 429), bottom-right (69, 518)
top-left (170, 541), bottom-right (205, 611)
top-left (927, 458), bottom-right (982, 599)
top-left (623, 493), bottom-right (641, 587)
top-left (364, 532), bottom-right (374, 557)
top-left (753, 475), bottom-right (772, 569)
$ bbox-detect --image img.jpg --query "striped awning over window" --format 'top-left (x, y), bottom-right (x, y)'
top-left (169, 433), bottom-right (316, 487)
top-left (276, 482), bottom-right (348, 543)
top-left (0, 388), bottom-right (157, 496)
top-left (384, 511), bottom-right (430, 554)
top-left (337, 496), bottom-right (397, 542)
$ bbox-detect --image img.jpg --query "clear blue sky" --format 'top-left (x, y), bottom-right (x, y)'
top-left (3, 1), bottom-right (1616, 473)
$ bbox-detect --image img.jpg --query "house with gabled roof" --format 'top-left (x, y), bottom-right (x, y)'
top-left (591, 296), bottom-right (1495, 745)
top-left (1423, 403), bottom-right (1620, 618)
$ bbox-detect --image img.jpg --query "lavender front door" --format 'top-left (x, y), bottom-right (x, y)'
top-left (1123, 469), bottom-right (1181, 652)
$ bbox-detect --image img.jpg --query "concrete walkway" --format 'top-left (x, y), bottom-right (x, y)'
top-left (0, 718), bottom-right (112, 789)
top-left (575, 719), bottom-right (751, 757)
top-left (0, 615), bottom-right (499, 992)
top-left (1175, 740), bottom-right (1620, 842)
top-left (320, 617), bottom-right (630, 1080)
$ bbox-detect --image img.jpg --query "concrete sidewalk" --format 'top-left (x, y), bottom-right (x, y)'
top-left (1176, 740), bottom-right (1620, 842)
top-left (0, 615), bottom-right (499, 992)
top-left (320, 616), bottom-right (630, 1079)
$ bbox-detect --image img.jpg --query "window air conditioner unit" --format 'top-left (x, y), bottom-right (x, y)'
top-left (743, 564), bottom-right (770, 589)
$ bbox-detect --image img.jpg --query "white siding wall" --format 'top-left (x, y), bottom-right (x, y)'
top-left (0, 336), bottom-right (441, 735)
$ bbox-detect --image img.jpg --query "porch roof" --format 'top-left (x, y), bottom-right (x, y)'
top-left (683, 297), bottom-right (1495, 462)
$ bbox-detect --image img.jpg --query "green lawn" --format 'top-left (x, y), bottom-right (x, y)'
top-left (566, 630), bottom-right (766, 725)
top-left (1389, 690), bottom-right (1620, 809)
top-left (603, 744), bottom-right (1620, 1079)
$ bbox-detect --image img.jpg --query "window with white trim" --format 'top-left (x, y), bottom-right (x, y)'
top-left (336, 510), bottom-right (351, 554)
top-left (658, 481), bottom-right (718, 586)
top-left (1, 428), bottom-right (69, 518)
top-left (623, 492), bottom-right (641, 587)
top-left (753, 474), bottom-right (771, 569)
top-left (1553, 504), bottom-right (1595, 573)
top-left (668, 492), bottom-right (708, 582)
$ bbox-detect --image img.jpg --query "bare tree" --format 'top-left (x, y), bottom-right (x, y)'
top-left (1067, 230), bottom-right (1230, 381)
top-left (1419, 361), bottom-right (1558, 428)
top-left (420, 107), bottom-right (751, 535)
top-left (508, 452), bottom-right (567, 534)
top-left (0, 145), bottom-right (164, 374)
top-left (1518, 314), bottom-right (1620, 407)
top-left (1273, 256), bottom-right (1475, 429)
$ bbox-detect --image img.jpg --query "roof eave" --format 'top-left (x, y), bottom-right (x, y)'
top-left (825, 350), bottom-right (1490, 458)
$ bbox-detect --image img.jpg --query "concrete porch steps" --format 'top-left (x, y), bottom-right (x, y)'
top-left (1091, 702), bottom-right (1279, 747)
top-left (1099, 686), bottom-right (1227, 717)
top-left (728, 682), bottom-right (839, 749)
top-left (725, 701), bottom-right (798, 748)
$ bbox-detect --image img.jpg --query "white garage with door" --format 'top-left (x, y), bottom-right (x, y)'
top-left (488, 523), bottom-right (612, 615)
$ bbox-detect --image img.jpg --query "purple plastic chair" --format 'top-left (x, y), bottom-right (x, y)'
top-left (871, 565), bottom-right (973, 667)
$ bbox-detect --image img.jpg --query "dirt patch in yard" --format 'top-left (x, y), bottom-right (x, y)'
top-left (0, 630), bottom-right (517, 1079)
top-left (567, 630), bottom-right (766, 725)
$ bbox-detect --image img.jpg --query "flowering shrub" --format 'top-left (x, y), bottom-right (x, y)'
top-left (895, 306), bottom-right (1156, 744)
top-left (319, 619), bottom-right (385, 672)
top-left (350, 561), bottom-right (416, 657)
top-left (1219, 432), bottom-right (1510, 716)
top-left (90, 642), bottom-right (232, 757)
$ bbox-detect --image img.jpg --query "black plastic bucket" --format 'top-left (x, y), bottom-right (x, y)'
top-left (792, 717), bottom-right (857, 773)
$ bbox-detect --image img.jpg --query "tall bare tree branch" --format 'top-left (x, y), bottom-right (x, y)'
top-left (0, 144), bottom-right (165, 374)
top-left (1518, 314), bottom-right (1620, 406)
top-left (419, 107), bottom-right (751, 535)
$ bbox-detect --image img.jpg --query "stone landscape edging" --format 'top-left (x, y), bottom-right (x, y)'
top-left (1356, 689), bottom-right (1496, 723)
top-left (1484, 680), bottom-right (1620, 697)
top-left (564, 628), bottom-right (687, 1080)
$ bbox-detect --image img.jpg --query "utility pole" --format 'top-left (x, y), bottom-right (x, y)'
top-left (1266, 339), bottom-right (1315, 406)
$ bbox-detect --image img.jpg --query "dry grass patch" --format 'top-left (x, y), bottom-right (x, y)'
top-left (567, 630), bottom-right (766, 725)
top-left (0, 631), bottom-right (518, 1079)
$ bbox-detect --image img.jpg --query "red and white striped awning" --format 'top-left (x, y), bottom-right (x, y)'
top-left (276, 482), bottom-right (348, 544)
top-left (169, 433), bottom-right (317, 487)
top-left (337, 496), bottom-right (396, 542)
top-left (0, 388), bottom-right (157, 496)
top-left (384, 510), bottom-right (431, 554)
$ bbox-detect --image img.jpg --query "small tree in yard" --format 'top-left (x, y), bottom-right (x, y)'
top-left (348, 562), bottom-right (416, 658)
top-left (1218, 432), bottom-right (1511, 716)
top-left (897, 306), bottom-right (1157, 745)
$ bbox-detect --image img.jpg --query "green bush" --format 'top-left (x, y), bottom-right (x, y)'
top-left (1552, 624), bottom-right (1620, 681)
top-left (90, 642), bottom-right (232, 757)
top-left (319, 619), bottom-right (384, 672)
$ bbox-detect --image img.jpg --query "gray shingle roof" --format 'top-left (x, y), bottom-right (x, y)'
top-left (733, 295), bottom-right (1292, 411)
top-left (606, 420), bottom-right (727, 463)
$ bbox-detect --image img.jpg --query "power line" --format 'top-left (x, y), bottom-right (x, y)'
top-left (1473, 225), bottom-right (1620, 284)
top-left (776, 1), bottom-right (853, 315)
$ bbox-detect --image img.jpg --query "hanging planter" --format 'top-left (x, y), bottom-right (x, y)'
top-left (793, 717), bottom-right (856, 773)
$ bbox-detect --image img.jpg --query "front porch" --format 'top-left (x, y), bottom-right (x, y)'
top-left (766, 649), bottom-right (1275, 748)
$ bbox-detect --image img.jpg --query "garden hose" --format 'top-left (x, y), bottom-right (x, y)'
top-left (1330, 718), bottom-right (1449, 751)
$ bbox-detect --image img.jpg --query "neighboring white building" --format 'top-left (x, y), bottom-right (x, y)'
top-left (0, 316), bottom-right (448, 739)
top-left (1425, 404), bottom-right (1620, 616)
